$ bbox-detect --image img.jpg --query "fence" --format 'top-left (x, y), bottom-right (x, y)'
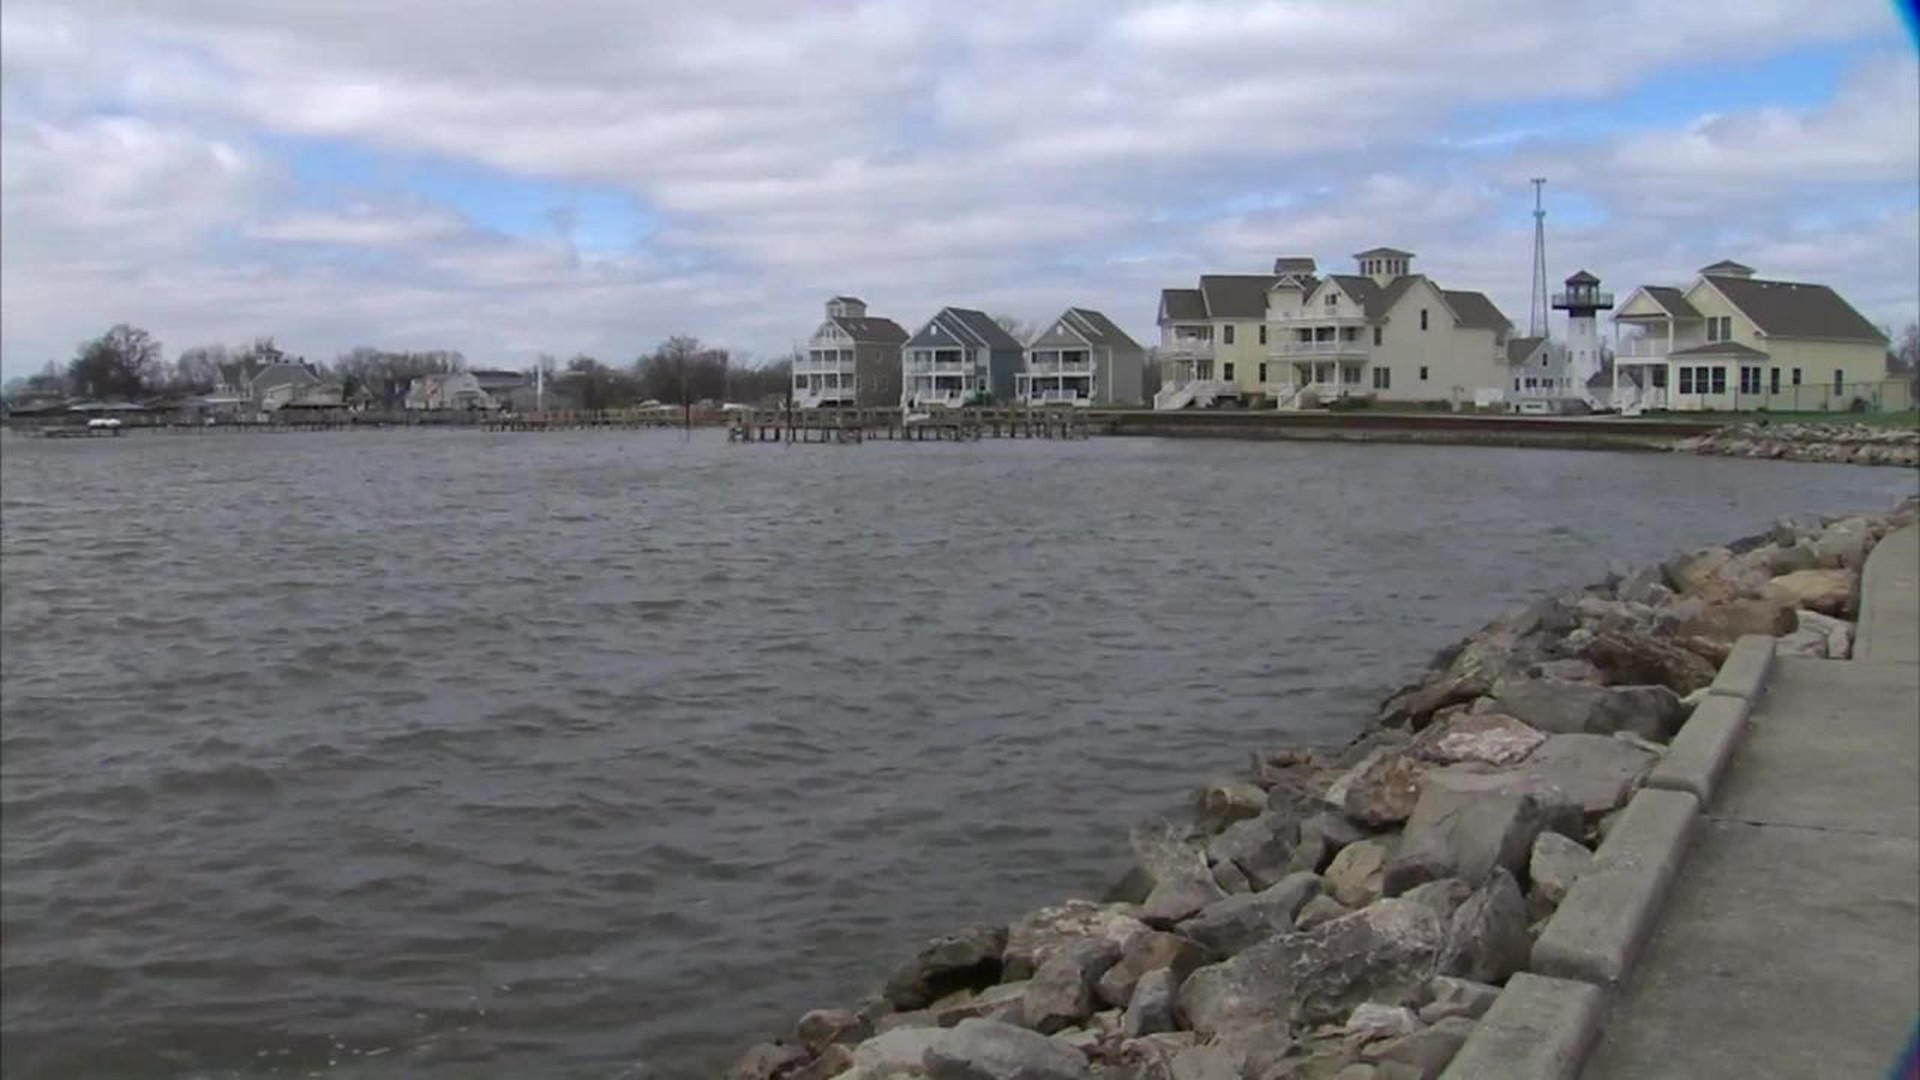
top-left (1631, 378), bottom-right (1915, 415)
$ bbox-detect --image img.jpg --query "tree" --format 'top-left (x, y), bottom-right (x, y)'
top-left (993, 313), bottom-right (1037, 344)
top-left (331, 347), bottom-right (468, 408)
top-left (1894, 323), bottom-right (1920, 396)
top-left (24, 360), bottom-right (69, 397)
top-left (68, 324), bottom-right (164, 401)
top-left (636, 335), bottom-right (729, 405)
top-left (171, 345), bottom-right (229, 395)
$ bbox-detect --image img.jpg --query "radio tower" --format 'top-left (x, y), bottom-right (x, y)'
top-left (1529, 178), bottom-right (1549, 338)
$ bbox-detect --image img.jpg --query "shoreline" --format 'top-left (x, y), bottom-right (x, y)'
top-left (725, 495), bottom-right (1919, 1080)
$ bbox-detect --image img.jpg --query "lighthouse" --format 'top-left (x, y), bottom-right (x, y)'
top-left (1554, 270), bottom-right (1612, 404)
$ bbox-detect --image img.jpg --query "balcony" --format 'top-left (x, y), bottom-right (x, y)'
top-left (1267, 312), bottom-right (1369, 328)
top-left (1552, 290), bottom-right (1615, 309)
top-left (1162, 339), bottom-right (1214, 360)
top-left (1272, 341), bottom-right (1370, 359)
top-left (905, 360), bottom-right (973, 375)
top-left (1619, 338), bottom-right (1685, 360)
top-left (1026, 361), bottom-right (1094, 374)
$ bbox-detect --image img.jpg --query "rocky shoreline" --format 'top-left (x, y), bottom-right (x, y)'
top-left (1673, 421), bottom-right (1920, 468)
top-left (726, 498), bottom-right (1918, 1080)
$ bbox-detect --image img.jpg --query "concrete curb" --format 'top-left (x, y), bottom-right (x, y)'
top-left (1530, 787), bottom-right (1699, 988)
top-left (1438, 973), bottom-right (1609, 1080)
top-left (1706, 634), bottom-right (1775, 701)
top-left (1643, 695), bottom-right (1750, 806)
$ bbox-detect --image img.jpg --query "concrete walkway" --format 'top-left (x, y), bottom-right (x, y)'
top-left (1584, 526), bottom-right (1920, 1080)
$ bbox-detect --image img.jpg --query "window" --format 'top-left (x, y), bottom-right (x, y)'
top-left (1223, 325), bottom-right (1236, 345)
top-left (1372, 367), bottom-right (1391, 390)
top-left (1420, 309), bottom-right (1429, 331)
top-left (1706, 315), bottom-right (1733, 342)
top-left (1739, 366), bottom-right (1762, 395)
top-left (1419, 365), bottom-right (1429, 381)
top-left (1525, 377), bottom-right (1537, 389)
top-left (1792, 368), bottom-right (1802, 386)
top-left (1372, 326), bottom-right (1382, 347)
top-left (1326, 293), bottom-right (1338, 307)
top-left (1653, 367), bottom-right (1668, 388)
top-left (1710, 366), bottom-right (1727, 394)
top-left (1679, 367), bottom-right (1695, 394)
top-left (1223, 362), bottom-right (1235, 381)
top-left (1770, 368), bottom-right (1781, 395)
top-left (1258, 324), bottom-right (1267, 346)
top-left (1833, 369), bottom-right (1844, 394)
top-left (1514, 378), bottom-right (1521, 391)
top-left (1258, 363), bottom-right (1268, 383)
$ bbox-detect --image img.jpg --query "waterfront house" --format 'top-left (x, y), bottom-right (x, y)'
top-left (404, 371), bottom-right (494, 410)
top-left (248, 362), bottom-right (325, 413)
top-left (1016, 308), bottom-right (1146, 407)
top-left (1158, 250), bottom-right (1515, 409)
top-left (901, 307), bottom-right (1025, 409)
top-left (796, 297), bottom-right (909, 408)
top-left (1612, 260), bottom-right (1893, 413)
top-left (470, 369), bottom-right (528, 408)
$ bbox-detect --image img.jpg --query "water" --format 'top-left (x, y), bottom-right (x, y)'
top-left (1, 430), bottom-right (1911, 1078)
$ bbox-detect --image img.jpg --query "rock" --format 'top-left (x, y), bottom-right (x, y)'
top-left (1345, 1003), bottom-right (1420, 1040)
top-left (1179, 873), bottom-right (1323, 956)
top-left (1399, 878), bottom-right (1474, 922)
top-left (1617, 565), bottom-right (1673, 606)
top-left (798, 1009), bottom-right (870, 1054)
top-left (1831, 622), bottom-right (1855, 659)
top-left (1025, 939), bottom-right (1123, 1034)
top-left (1378, 674), bottom-right (1483, 731)
top-left (1416, 976), bottom-right (1499, 1023)
top-left (1212, 860), bottom-right (1252, 895)
top-left (1005, 901), bottom-right (1150, 981)
top-left (1176, 899), bottom-right (1445, 1034)
top-left (1485, 677), bottom-right (1685, 741)
top-left (1423, 733), bottom-right (1654, 818)
top-left (923, 1019), bottom-right (1090, 1080)
top-left (1324, 838), bottom-right (1396, 908)
top-left (728, 1042), bottom-right (811, 1080)
top-left (1811, 523), bottom-right (1869, 571)
top-left (853, 1026), bottom-right (950, 1075)
top-left (1529, 657), bottom-right (1607, 684)
top-left (1662, 546), bottom-right (1733, 594)
top-left (1437, 869), bottom-right (1531, 984)
top-left (1583, 631), bottom-right (1718, 694)
top-left (1678, 597), bottom-right (1798, 642)
top-left (1103, 866), bottom-right (1154, 906)
top-left (1293, 895), bottom-right (1351, 931)
top-left (793, 1043), bottom-right (857, 1080)
top-left (1412, 712), bottom-right (1544, 767)
top-left (1528, 832), bottom-right (1592, 910)
top-left (1768, 569), bottom-right (1857, 618)
top-left (1196, 781), bottom-right (1268, 834)
top-left (1676, 635), bottom-right (1732, 666)
top-left (1095, 932), bottom-right (1212, 1009)
top-left (1361, 1017), bottom-right (1475, 1078)
top-left (1206, 1026), bottom-right (1297, 1078)
top-left (876, 1010), bottom-right (937, 1034)
top-left (1768, 540), bottom-right (1819, 576)
top-left (886, 926), bottom-right (1009, 1009)
top-left (1122, 968), bottom-right (1179, 1038)
top-left (1382, 785), bottom-right (1553, 896)
top-left (1208, 813), bottom-right (1300, 891)
top-left (931, 983), bottom-right (1033, 1028)
top-left (1775, 629), bottom-right (1828, 658)
top-left (1323, 749), bottom-right (1426, 828)
top-left (1132, 823), bottom-right (1229, 927)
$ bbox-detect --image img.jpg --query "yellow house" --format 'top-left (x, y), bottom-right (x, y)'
top-left (1612, 260), bottom-right (1893, 413)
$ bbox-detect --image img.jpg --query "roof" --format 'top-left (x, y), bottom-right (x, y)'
top-left (909, 307), bottom-right (1024, 351)
top-left (1699, 260), bottom-right (1754, 276)
top-left (1198, 275), bottom-right (1280, 319)
top-left (831, 316), bottom-right (909, 344)
top-left (1441, 290), bottom-right (1512, 332)
top-left (1160, 288), bottom-right (1207, 322)
top-left (1703, 276), bottom-right (1886, 343)
top-left (1643, 286), bottom-right (1701, 319)
top-left (1062, 308), bottom-right (1142, 351)
top-left (1565, 270), bottom-right (1600, 285)
top-left (1273, 256), bottom-right (1318, 274)
top-left (830, 295), bottom-right (864, 304)
top-left (1505, 336), bottom-right (1547, 365)
top-left (1354, 247), bottom-right (1415, 259)
top-left (1325, 274), bottom-right (1422, 320)
top-left (249, 363), bottom-right (321, 392)
top-left (1668, 341), bottom-right (1770, 359)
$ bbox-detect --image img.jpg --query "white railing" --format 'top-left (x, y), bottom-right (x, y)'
top-left (1161, 340), bottom-right (1214, 359)
top-left (1025, 391), bottom-right (1091, 405)
top-left (1619, 338), bottom-right (1690, 360)
top-left (1273, 341), bottom-right (1369, 357)
top-left (1267, 313), bottom-right (1369, 327)
top-left (1026, 362), bottom-right (1094, 374)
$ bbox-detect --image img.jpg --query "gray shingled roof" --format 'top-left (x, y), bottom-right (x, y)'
top-left (1065, 308), bottom-right (1142, 351)
top-left (1441, 290), bottom-right (1512, 332)
top-left (833, 316), bottom-right (908, 344)
top-left (1704, 276), bottom-right (1886, 344)
top-left (1325, 274), bottom-right (1424, 320)
top-left (1565, 270), bottom-right (1599, 285)
top-left (1199, 275), bottom-right (1280, 319)
top-left (946, 307), bottom-right (1025, 350)
top-left (1668, 341), bottom-right (1770, 359)
top-left (1160, 288), bottom-right (1207, 322)
top-left (1699, 260), bottom-right (1754, 276)
top-left (1643, 286), bottom-right (1701, 319)
top-left (1354, 246), bottom-right (1414, 259)
top-left (1505, 336), bottom-right (1546, 365)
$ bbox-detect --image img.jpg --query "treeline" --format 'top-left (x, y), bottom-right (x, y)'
top-left (3, 323), bottom-right (798, 407)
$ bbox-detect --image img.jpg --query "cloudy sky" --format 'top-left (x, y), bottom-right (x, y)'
top-left (2, 1), bottom-right (1917, 377)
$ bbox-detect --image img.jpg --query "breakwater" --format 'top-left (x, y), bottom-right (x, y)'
top-left (727, 497), bottom-right (1919, 1080)
top-left (1673, 421), bottom-right (1920, 468)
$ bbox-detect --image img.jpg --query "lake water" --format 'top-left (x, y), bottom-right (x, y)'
top-left (1, 430), bottom-right (1912, 1078)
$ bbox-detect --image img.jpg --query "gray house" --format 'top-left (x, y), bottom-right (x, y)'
top-left (797, 296), bottom-right (909, 408)
top-left (901, 307), bottom-right (1025, 408)
top-left (1017, 307), bottom-right (1146, 406)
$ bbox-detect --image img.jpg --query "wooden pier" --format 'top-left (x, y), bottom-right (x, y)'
top-left (729, 406), bottom-right (1093, 445)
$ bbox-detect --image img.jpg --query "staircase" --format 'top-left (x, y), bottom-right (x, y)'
top-left (1154, 382), bottom-right (1200, 410)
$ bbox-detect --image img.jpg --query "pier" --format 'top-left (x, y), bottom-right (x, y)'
top-left (728, 406), bottom-right (1092, 445)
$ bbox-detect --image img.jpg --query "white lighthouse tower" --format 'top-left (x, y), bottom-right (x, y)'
top-left (1554, 270), bottom-right (1612, 405)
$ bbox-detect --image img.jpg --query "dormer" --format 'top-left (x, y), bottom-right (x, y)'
top-left (1354, 247), bottom-right (1414, 287)
top-left (1699, 260), bottom-right (1754, 280)
top-left (827, 295), bottom-right (868, 318)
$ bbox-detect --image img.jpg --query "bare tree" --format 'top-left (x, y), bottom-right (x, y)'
top-left (992, 313), bottom-right (1037, 345)
top-left (68, 324), bottom-right (164, 400)
top-left (172, 344), bottom-right (229, 395)
top-left (1895, 323), bottom-right (1920, 395)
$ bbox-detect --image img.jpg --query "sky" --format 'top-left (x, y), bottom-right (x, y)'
top-left (2, 0), bottom-right (1917, 378)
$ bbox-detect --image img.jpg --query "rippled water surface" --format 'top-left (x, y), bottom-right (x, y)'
top-left (2, 430), bottom-right (1912, 1078)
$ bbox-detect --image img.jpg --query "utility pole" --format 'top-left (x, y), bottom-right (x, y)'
top-left (1529, 178), bottom-right (1549, 339)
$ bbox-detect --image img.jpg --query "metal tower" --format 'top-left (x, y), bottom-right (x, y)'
top-left (1529, 178), bottom-right (1549, 338)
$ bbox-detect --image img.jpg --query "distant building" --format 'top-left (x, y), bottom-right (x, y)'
top-left (796, 297), bottom-right (909, 408)
top-left (901, 307), bottom-right (1025, 409)
top-left (1016, 308), bottom-right (1146, 407)
top-left (405, 372), bottom-right (494, 410)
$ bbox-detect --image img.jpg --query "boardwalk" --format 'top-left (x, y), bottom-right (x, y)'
top-left (1583, 525), bottom-right (1920, 1079)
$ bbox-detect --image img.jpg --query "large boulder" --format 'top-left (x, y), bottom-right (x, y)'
top-left (1794, 609), bottom-right (1854, 656)
top-left (1527, 831), bottom-right (1592, 910)
top-left (1775, 629), bottom-right (1829, 659)
top-left (923, 1019), bottom-right (1090, 1080)
top-left (1288, 812), bottom-right (1373, 877)
top-left (1677, 597), bottom-right (1797, 642)
top-left (1361, 1017), bottom-right (1475, 1078)
top-left (1025, 939), bottom-right (1123, 1034)
top-left (1582, 631), bottom-right (1718, 694)
top-left (1768, 540), bottom-right (1819, 576)
top-left (1292, 895), bottom-right (1350, 931)
top-left (1662, 546), bottom-right (1733, 595)
top-left (1096, 931), bottom-right (1212, 1009)
top-left (1005, 901), bottom-right (1150, 980)
top-left (1398, 878), bottom-right (1474, 923)
top-left (1417, 976), bottom-right (1500, 1024)
top-left (793, 1045), bottom-right (857, 1080)
top-left (1324, 749), bottom-right (1425, 828)
top-left (1484, 677), bottom-right (1685, 741)
top-left (1207, 813), bottom-right (1300, 892)
top-left (930, 982), bottom-right (1034, 1028)
top-left (1195, 780), bottom-right (1268, 834)
top-left (853, 1027), bottom-right (951, 1075)
top-left (1179, 874), bottom-right (1323, 957)
top-left (797, 1009), bottom-right (870, 1054)
top-left (1420, 734), bottom-right (1655, 818)
top-left (1811, 521), bottom-right (1869, 571)
top-left (1616, 565), bottom-right (1673, 606)
top-left (1768, 569), bottom-right (1857, 618)
top-left (886, 926), bottom-right (1009, 1009)
top-left (1121, 968), bottom-right (1179, 1038)
top-left (1381, 786), bottom-right (1554, 897)
top-left (1412, 712), bottom-right (1544, 767)
top-left (1436, 869), bottom-right (1531, 984)
top-left (1175, 899), bottom-right (1446, 1034)
top-left (727, 1042), bottom-right (811, 1080)
top-left (1324, 838), bottom-right (1396, 908)
top-left (1131, 823), bottom-right (1230, 927)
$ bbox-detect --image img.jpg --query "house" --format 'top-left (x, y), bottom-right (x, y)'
top-left (900, 307), bottom-right (1025, 409)
top-left (1156, 250), bottom-right (1515, 409)
top-left (247, 362), bottom-right (326, 413)
top-left (405, 371), bottom-right (494, 410)
top-left (1612, 260), bottom-right (1893, 413)
top-left (1016, 307), bottom-right (1147, 407)
top-left (470, 369), bottom-right (528, 408)
top-left (796, 296), bottom-right (909, 408)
